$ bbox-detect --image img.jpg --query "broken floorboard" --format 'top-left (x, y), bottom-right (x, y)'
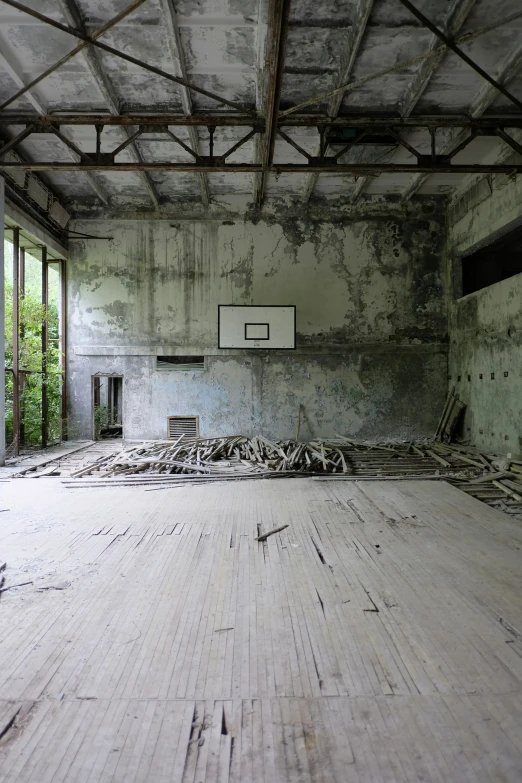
top-left (0, 478), bottom-right (522, 781)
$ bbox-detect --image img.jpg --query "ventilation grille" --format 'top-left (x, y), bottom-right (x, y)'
top-left (157, 355), bottom-right (205, 371)
top-left (167, 416), bottom-right (199, 439)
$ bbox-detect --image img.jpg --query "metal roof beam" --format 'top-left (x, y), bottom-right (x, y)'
top-left (397, 0), bottom-right (522, 113)
top-left (0, 44), bottom-right (109, 204)
top-left (401, 43), bottom-right (522, 201)
top-left (0, 0), bottom-right (255, 116)
top-left (352, 0), bottom-right (476, 203)
top-left (0, 0), bottom-right (148, 113)
top-left (4, 115), bottom-right (522, 129)
top-left (277, 8), bottom-right (522, 118)
top-left (56, 0), bottom-right (161, 211)
top-left (301, 0), bottom-right (374, 203)
top-left (4, 162), bottom-right (522, 175)
top-left (159, 0), bottom-right (209, 206)
top-left (253, 0), bottom-right (291, 206)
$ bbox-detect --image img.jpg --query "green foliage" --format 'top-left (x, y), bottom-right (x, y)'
top-left (4, 247), bottom-right (62, 450)
top-left (93, 405), bottom-right (109, 440)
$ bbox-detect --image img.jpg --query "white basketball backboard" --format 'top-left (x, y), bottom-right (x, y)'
top-left (218, 305), bottom-right (296, 349)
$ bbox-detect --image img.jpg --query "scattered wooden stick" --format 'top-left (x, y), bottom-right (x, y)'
top-left (0, 581), bottom-right (33, 593)
top-left (255, 525), bottom-right (289, 542)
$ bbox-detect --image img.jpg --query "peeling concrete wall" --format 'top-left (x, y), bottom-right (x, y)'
top-left (447, 173), bottom-right (522, 456)
top-left (67, 210), bottom-right (448, 441)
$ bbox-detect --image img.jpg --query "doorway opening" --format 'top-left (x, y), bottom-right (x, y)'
top-left (92, 375), bottom-right (123, 440)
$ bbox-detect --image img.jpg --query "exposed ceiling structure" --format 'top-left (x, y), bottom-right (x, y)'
top-left (0, 0), bottom-right (522, 222)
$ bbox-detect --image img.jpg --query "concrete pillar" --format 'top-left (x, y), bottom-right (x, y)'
top-left (0, 176), bottom-right (5, 465)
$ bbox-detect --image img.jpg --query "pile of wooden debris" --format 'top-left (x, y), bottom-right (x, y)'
top-left (68, 435), bottom-right (360, 480)
top-left (57, 436), bottom-right (522, 518)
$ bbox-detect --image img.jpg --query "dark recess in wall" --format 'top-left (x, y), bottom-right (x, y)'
top-left (462, 224), bottom-right (522, 295)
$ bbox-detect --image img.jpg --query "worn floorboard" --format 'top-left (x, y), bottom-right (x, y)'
top-left (0, 477), bottom-right (522, 781)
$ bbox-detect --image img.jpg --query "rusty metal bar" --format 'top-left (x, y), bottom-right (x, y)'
top-left (107, 376), bottom-right (114, 426)
top-left (255, 0), bottom-right (292, 205)
top-left (396, 0), bottom-right (522, 113)
top-left (60, 259), bottom-right (67, 441)
top-left (2, 161), bottom-right (522, 174)
top-left (446, 130), bottom-right (478, 159)
top-left (0, 114), bottom-right (260, 128)
top-left (19, 247), bottom-right (25, 448)
top-left (279, 9), bottom-right (522, 118)
top-left (495, 128), bottom-right (522, 157)
top-left (93, 376), bottom-right (101, 409)
top-left (11, 227), bottom-right (20, 456)
top-left (276, 129), bottom-right (313, 162)
top-left (0, 0), bottom-right (149, 112)
top-left (41, 245), bottom-right (48, 449)
top-left (215, 129), bottom-right (258, 163)
top-left (384, 126), bottom-right (422, 160)
top-left (50, 127), bottom-right (91, 161)
top-left (332, 129), bottom-right (373, 161)
top-left (110, 128), bottom-right (144, 158)
top-left (0, 0), bottom-right (256, 115)
top-left (3, 114), bottom-right (522, 130)
top-left (0, 125), bottom-right (35, 157)
top-left (165, 130), bottom-right (202, 161)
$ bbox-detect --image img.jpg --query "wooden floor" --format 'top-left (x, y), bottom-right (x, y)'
top-left (1, 476), bottom-right (522, 781)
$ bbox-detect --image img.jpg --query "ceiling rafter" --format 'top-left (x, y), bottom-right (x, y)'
top-left (4, 162), bottom-right (522, 174)
top-left (351, 0), bottom-right (476, 203)
top-left (0, 0), bottom-right (148, 113)
top-left (276, 8), bottom-right (522, 119)
top-left (401, 42), bottom-right (522, 202)
top-left (397, 0), bottom-right (522, 113)
top-left (252, 0), bottom-right (269, 204)
top-left (253, 0), bottom-right (291, 206)
top-left (0, 44), bottom-right (109, 205)
top-left (1, 0), bottom-right (255, 115)
top-left (5, 115), bottom-right (522, 130)
top-left (56, 0), bottom-right (161, 211)
top-left (159, 0), bottom-right (209, 207)
top-left (300, 0), bottom-right (374, 204)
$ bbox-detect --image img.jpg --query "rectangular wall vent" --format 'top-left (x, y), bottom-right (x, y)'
top-left (157, 355), bottom-right (205, 371)
top-left (167, 416), bottom-right (199, 439)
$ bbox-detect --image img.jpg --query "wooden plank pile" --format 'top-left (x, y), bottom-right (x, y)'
top-left (61, 435), bottom-right (469, 489)
top-left (66, 435), bottom-right (356, 481)
top-left (59, 436), bottom-right (522, 519)
top-left (441, 442), bottom-right (522, 519)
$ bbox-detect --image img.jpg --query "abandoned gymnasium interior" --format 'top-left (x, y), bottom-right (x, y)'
top-left (1, 0), bottom-right (522, 780)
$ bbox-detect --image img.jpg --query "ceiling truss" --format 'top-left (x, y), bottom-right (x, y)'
top-left (1, 0), bottom-right (522, 206)
top-left (2, 117), bottom-right (522, 174)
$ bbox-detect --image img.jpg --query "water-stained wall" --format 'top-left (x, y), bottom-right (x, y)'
top-left (67, 209), bottom-right (448, 440)
top-left (447, 171), bottom-right (522, 456)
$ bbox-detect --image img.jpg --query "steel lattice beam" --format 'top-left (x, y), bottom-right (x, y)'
top-left (0, 0), bottom-right (255, 115)
top-left (159, 0), bottom-right (210, 206)
top-left (351, 0), bottom-right (477, 203)
top-left (2, 162), bottom-right (522, 174)
top-left (301, 0), bottom-right (374, 203)
top-left (2, 115), bottom-right (522, 129)
top-left (253, 0), bottom-right (291, 205)
top-left (56, 0), bottom-right (161, 210)
top-left (401, 44), bottom-right (522, 201)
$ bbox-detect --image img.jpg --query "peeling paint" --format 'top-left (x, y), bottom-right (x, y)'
top-left (67, 212), bottom-right (447, 440)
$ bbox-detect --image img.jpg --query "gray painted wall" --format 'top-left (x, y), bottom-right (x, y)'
top-left (447, 172), bottom-right (522, 456)
top-left (67, 210), bottom-right (448, 441)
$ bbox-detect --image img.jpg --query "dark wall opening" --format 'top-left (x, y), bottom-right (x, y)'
top-left (462, 224), bottom-right (522, 296)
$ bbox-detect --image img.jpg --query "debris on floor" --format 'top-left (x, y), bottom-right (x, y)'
top-left (62, 435), bottom-right (464, 485)
top-left (55, 436), bottom-right (522, 519)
